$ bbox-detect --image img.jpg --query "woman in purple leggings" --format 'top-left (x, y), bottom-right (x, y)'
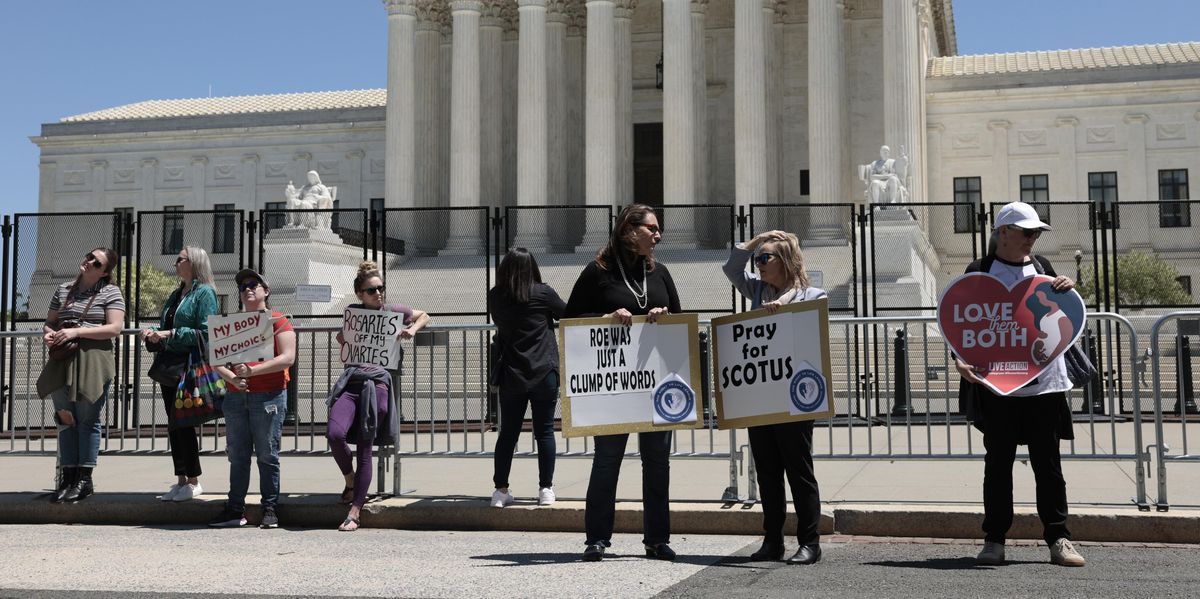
top-left (328, 260), bottom-right (429, 531)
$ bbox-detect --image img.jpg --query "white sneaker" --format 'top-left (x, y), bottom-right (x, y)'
top-left (1050, 538), bottom-right (1086, 567)
top-left (976, 541), bottom-right (1005, 565)
top-left (538, 487), bottom-right (556, 506)
top-left (490, 489), bottom-right (514, 508)
top-left (172, 482), bottom-right (202, 502)
top-left (158, 483), bottom-right (182, 501)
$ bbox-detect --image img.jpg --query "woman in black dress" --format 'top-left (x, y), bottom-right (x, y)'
top-left (565, 204), bottom-right (682, 562)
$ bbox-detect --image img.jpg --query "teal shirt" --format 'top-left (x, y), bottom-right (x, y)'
top-left (159, 281), bottom-right (218, 353)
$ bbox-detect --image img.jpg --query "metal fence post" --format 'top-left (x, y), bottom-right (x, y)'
top-left (1174, 331), bottom-right (1197, 415)
top-left (1082, 328), bottom-right (1105, 415)
top-left (892, 329), bottom-right (911, 417)
top-left (0, 215), bottom-right (10, 430)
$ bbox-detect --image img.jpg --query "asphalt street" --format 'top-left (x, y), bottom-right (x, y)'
top-left (1, 526), bottom-right (1197, 599)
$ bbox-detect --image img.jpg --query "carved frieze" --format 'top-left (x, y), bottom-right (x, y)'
top-left (63, 170), bottom-right (87, 186)
top-left (265, 162), bottom-right (289, 178)
top-left (214, 164), bottom-right (238, 180)
top-left (163, 165), bottom-right (187, 182)
top-left (1156, 123), bottom-right (1187, 141)
top-left (1085, 126), bottom-right (1115, 144)
top-left (1016, 129), bottom-right (1046, 148)
top-left (112, 168), bottom-right (136, 184)
top-left (951, 133), bottom-right (980, 150)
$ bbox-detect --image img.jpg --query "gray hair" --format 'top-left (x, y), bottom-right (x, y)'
top-left (185, 246), bottom-right (215, 288)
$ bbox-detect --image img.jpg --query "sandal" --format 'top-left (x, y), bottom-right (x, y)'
top-left (339, 486), bottom-right (355, 505)
top-left (338, 516), bottom-right (360, 532)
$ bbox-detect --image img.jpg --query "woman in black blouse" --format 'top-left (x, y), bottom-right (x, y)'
top-left (488, 248), bottom-right (566, 508)
top-left (565, 204), bottom-right (682, 562)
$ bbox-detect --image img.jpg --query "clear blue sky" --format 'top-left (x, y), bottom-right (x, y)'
top-left (2, 0), bottom-right (1198, 216)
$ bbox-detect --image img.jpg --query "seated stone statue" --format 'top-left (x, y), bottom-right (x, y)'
top-left (858, 145), bottom-right (909, 205)
top-left (285, 170), bottom-right (335, 229)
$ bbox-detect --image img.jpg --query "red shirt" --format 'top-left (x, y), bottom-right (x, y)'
top-left (246, 312), bottom-right (294, 393)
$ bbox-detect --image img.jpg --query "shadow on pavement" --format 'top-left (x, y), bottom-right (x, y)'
top-left (863, 557), bottom-right (1041, 570)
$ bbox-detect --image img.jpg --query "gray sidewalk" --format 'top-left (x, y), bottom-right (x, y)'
top-left (3, 451), bottom-right (1199, 543)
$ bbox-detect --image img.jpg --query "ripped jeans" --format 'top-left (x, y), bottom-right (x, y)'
top-left (222, 390), bottom-right (287, 511)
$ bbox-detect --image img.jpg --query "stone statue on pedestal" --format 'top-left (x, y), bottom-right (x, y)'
top-left (284, 170), bottom-right (336, 230)
top-left (858, 145), bottom-right (909, 205)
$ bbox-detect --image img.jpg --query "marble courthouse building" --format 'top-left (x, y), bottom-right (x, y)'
top-left (29, 0), bottom-right (1200, 315)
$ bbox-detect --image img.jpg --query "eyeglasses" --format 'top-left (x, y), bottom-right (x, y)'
top-left (82, 254), bottom-right (103, 269)
top-left (175, 256), bottom-right (190, 265)
top-left (361, 285), bottom-right (386, 295)
top-left (1008, 226), bottom-right (1042, 239)
top-left (640, 223), bottom-right (661, 234)
top-left (754, 253), bottom-right (778, 266)
top-left (238, 281), bottom-right (261, 292)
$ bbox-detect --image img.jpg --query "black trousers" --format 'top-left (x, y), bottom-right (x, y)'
top-left (980, 390), bottom-right (1070, 546)
top-left (160, 384), bottom-right (203, 478)
top-left (584, 431), bottom-right (672, 546)
top-left (748, 420), bottom-right (821, 545)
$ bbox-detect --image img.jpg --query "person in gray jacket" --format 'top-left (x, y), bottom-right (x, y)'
top-left (722, 230), bottom-right (827, 565)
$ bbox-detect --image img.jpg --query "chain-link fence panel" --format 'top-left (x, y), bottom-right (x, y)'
top-left (11, 213), bottom-right (126, 327)
top-left (1105, 200), bottom-right (1199, 311)
top-left (257, 208), bottom-right (368, 323)
top-left (135, 210), bottom-right (245, 323)
top-left (867, 202), bottom-right (982, 315)
top-left (654, 204), bottom-right (737, 316)
top-left (502, 205), bottom-right (613, 313)
top-left (380, 207), bottom-right (490, 321)
top-left (748, 203), bottom-right (858, 315)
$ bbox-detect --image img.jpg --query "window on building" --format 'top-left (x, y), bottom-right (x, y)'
top-left (212, 204), bottom-right (236, 254)
top-left (799, 170), bottom-right (811, 196)
top-left (953, 177), bottom-right (982, 233)
top-left (1088, 171), bottom-right (1119, 229)
top-left (264, 201), bottom-right (286, 233)
top-left (1159, 169), bottom-right (1190, 228)
top-left (1019, 174), bottom-right (1050, 224)
top-left (162, 206), bottom-right (185, 255)
top-left (1178, 276), bottom-right (1193, 298)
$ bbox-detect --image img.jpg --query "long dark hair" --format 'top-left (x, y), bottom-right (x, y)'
top-left (596, 203), bottom-right (658, 272)
top-left (496, 248), bottom-right (542, 304)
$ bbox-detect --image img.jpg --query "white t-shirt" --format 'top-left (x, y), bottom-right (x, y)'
top-left (987, 257), bottom-right (1072, 397)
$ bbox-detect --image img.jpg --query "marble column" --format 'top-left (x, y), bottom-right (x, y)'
top-left (613, 0), bottom-right (636, 204)
top-left (734, 0), bottom-right (767, 208)
top-left (582, 0), bottom-right (618, 251)
top-left (546, 1), bottom-right (571, 249)
top-left (883, 0), bottom-right (921, 201)
top-left (384, 0), bottom-right (417, 209)
top-left (480, 1), bottom-right (506, 213)
top-left (514, 0), bottom-right (550, 251)
top-left (443, 0), bottom-right (485, 255)
top-left (988, 119), bottom-right (1011, 204)
top-left (658, 0), bottom-right (696, 249)
top-left (139, 158), bottom-right (157, 211)
top-left (805, 0), bottom-right (846, 244)
top-left (1124, 113), bottom-right (1151, 247)
top-left (240, 154), bottom-right (258, 212)
top-left (1054, 117), bottom-right (1080, 234)
top-left (691, 0), bottom-right (709, 239)
top-left (566, 6), bottom-right (586, 207)
top-left (414, 1), bottom-right (444, 253)
top-left (501, 8), bottom-right (519, 210)
top-left (191, 156), bottom-right (208, 208)
top-left (762, 0), bottom-right (778, 203)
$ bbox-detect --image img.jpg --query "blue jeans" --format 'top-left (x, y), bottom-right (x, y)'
top-left (492, 372), bottom-right (559, 489)
top-left (52, 384), bottom-right (110, 468)
top-left (223, 389), bottom-right (286, 511)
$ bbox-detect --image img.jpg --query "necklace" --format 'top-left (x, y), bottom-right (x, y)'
top-left (616, 257), bottom-right (649, 310)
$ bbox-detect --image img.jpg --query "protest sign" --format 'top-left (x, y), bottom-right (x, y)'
top-left (559, 313), bottom-right (702, 437)
top-left (207, 311), bottom-right (275, 365)
top-left (712, 298), bottom-right (834, 428)
top-left (340, 307), bottom-right (404, 369)
top-left (937, 273), bottom-right (1087, 396)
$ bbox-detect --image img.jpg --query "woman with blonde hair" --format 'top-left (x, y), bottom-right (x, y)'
top-left (140, 245), bottom-right (219, 502)
top-left (722, 229), bottom-right (827, 565)
top-left (328, 261), bottom-right (429, 531)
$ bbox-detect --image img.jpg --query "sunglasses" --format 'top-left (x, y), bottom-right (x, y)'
top-left (238, 281), bottom-right (262, 292)
top-left (754, 253), bottom-right (778, 266)
top-left (640, 223), bottom-right (661, 234)
top-left (175, 256), bottom-right (190, 265)
top-left (83, 254), bottom-right (103, 269)
top-left (1009, 226), bottom-right (1042, 239)
top-left (361, 285), bottom-right (386, 295)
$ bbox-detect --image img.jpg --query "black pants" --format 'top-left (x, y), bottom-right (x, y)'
top-left (161, 384), bottom-right (203, 478)
top-left (584, 431), bottom-right (672, 546)
top-left (748, 420), bottom-right (821, 545)
top-left (492, 372), bottom-right (558, 489)
top-left (980, 390), bottom-right (1070, 546)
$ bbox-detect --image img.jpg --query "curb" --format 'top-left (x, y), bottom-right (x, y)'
top-left (1, 493), bottom-right (1196, 543)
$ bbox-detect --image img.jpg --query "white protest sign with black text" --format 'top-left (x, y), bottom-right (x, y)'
top-left (560, 313), bottom-right (702, 437)
top-left (208, 311), bottom-right (275, 365)
top-left (712, 298), bottom-right (834, 428)
top-left (340, 307), bottom-right (404, 369)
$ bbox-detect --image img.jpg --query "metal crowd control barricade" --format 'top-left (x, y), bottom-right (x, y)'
top-left (1149, 310), bottom-right (1200, 511)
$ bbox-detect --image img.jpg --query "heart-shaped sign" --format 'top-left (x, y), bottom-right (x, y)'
top-left (937, 273), bottom-right (1087, 396)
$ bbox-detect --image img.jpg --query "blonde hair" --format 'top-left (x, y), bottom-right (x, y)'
top-left (184, 246), bottom-right (215, 287)
top-left (760, 232), bottom-right (810, 291)
top-left (354, 260), bottom-right (382, 292)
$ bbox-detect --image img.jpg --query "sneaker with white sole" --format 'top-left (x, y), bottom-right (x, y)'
top-left (1050, 538), bottom-right (1086, 567)
top-left (259, 506), bottom-right (279, 529)
top-left (538, 487), bottom-right (556, 506)
top-left (208, 506), bottom-right (247, 528)
top-left (158, 483), bottom-right (182, 502)
top-left (490, 489), bottom-right (514, 508)
top-left (976, 541), bottom-right (1005, 565)
top-left (172, 482), bottom-right (202, 502)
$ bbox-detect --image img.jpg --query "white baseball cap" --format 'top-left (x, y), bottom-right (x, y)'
top-left (993, 201), bottom-right (1052, 231)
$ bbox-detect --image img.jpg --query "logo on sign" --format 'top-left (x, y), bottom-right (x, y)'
top-left (653, 380), bottom-right (695, 423)
top-left (789, 369), bottom-right (825, 413)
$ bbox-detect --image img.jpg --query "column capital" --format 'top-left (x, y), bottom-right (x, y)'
top-left (1123, 113), bottom-right (1150, 125)
top-left (518, 0), bottom-right (547, 6)
top-left (501, 0), bottom-right (520, 31)
top-left (567, 0), bottom-right (587, 30)
top-left (384, 0), bottom-right (417, 17)
top-left (613, 0), bottom-right (636, 19)
top-left (241, 153), bottom-right (259, 163)
top-left (414, 0), bottom-right (445, 30)
top-left (141, 158), bottom-right (159, 167)
top-left (1055, 116), bottom-right (1079, 128)
top-left (986, 119), bottom-right (1011, 131)
top-left (480, 0), bottom-right (511, 26)
top-left (772, 0), bottom-right (788, 23)
top-left (547, 0), bottom-right (570, 22)
top-left (689, 0), bottom-right (708, 15)
top-left (450, 0), bottom-right (484, 13)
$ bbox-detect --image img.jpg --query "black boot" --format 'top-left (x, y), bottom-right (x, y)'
top-left (63, 468), bottom-right (94, 503)
top-left (51, 467), bottom-right (76, 503)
